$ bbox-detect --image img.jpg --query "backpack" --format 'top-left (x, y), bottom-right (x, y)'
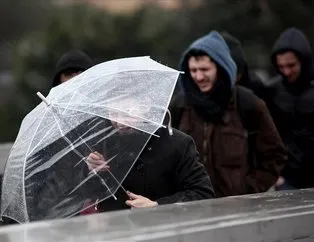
top-left (236, 86), bottom-right (258, 166)
top-left (171, 86), bottom-right (258, 164)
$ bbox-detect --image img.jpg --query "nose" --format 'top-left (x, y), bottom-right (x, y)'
top-left (282, 67), bottom-right (292, 77)
top-left (194, 70), bottom-right (205, 82)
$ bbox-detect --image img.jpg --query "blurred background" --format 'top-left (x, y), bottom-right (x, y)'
top-left (0, 0), bottom-right (313, 142)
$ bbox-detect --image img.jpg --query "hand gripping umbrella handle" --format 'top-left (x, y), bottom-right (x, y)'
top-left (36, 92), bottom-right (130, 201)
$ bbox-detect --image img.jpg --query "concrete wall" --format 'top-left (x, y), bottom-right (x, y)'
top-left (0, 189), bottom-right (314, 241)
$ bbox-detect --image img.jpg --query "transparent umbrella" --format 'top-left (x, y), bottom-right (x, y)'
top-left (1, 56), bottom-right (181, 223)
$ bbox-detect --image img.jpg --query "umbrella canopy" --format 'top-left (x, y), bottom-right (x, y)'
top-left (1, 56), bottom-right (181, 223)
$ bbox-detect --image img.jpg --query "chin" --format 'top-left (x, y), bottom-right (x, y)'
top-left (199, 87), bottom-right (212, 93)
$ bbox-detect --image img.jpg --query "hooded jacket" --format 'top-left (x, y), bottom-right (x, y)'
top-left (265, 28), bottom-right (314, 188)
top-left (178, 31), bottom-right (237, 123)
top-left (271, 27), bottom-right (313, 84)
top-left (180, 31), bottom-right (237, 88)
top-left (171, 31), bottom-right (286, 197)
top-left (220, 32), bottom-right (266, 98)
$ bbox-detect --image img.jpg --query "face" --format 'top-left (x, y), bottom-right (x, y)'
top-left (276, 52), bottom-right (301, 83)
top-left (109, 100), bottom-right (150, 135)
top-left (188, 56), bottom-right (218, 93)
top-left (60, 71), bottom-right (82, 84)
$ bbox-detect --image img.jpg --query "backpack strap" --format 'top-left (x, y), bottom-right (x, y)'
top-left (236, 86), bottom-right (259, 166)
top-left (169, 93), bottom-right (186, 129)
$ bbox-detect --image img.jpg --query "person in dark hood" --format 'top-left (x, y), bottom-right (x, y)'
top-left (270, 28), bottom-right (313, 93)
top-left (264, 28), bottom-right (314, 190)
top-left (52, 50), bottom-right (93, 87)
top-left (170, 31), bottom-right (287, 197)
top-left (220, 32), bottom-right (266, 98)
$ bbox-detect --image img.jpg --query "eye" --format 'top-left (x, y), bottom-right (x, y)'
top-left (200, 68), bottom-right (209, 72)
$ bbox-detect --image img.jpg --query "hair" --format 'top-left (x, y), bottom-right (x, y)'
top-left (186, 49), bottom-right (211, 61)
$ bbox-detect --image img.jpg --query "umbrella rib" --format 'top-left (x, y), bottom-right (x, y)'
top-left (69, 154), bottom-right (117, 195)
top-left (26, 123), bottom-right (58, 159)
top-left (50, 106), bottom-right (92, 157)
top-left (59, 84), bottom-right (83, 116)
top-left (14, 105), bottom-right (48, 148)
top-left (49, 107), bottom-right (120, 200)
top-left (74, 128), bottom-right (118, 167)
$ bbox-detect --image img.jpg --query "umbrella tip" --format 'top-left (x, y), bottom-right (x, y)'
top-left (37, 92), bottom-right (50, 106)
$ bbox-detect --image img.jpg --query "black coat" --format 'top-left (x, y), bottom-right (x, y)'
top-left (264, 28), bottom-right (314, 188)
top-left (99, 128), bottom-right (215, 211)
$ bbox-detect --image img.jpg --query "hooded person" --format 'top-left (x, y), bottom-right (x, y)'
top-left (220, 31), bottom-right (266, 98)
top-left (170, 31), bottom-right (287, 197)
top-left (264, 27), bottom-right (314, 190)
top-left (52, 50), bottom-right (93, 87)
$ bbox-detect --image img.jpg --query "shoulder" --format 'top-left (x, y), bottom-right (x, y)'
top-left (236, 86), bottom-right (260, 111)
top-left (236, 86), bottom-right (269, 119)
top-left (169, 128), bottom-right (195, 148)
top-left (169, 91), bottom-right (187, 109)
top-left (172, 128), bottom-right (192, 139)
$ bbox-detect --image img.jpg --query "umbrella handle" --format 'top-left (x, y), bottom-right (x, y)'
top-left (165, 109), bottom-right (173, 136)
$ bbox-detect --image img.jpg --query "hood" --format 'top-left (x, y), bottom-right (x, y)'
top-left (271, 28), bottom-right (313, 78)
top-left (220, 31), bottom-right (247, 76)
top-left (179, 31), bottom-right (237, 91)
top-left (52, 50), bottom-right (93, 87)
top-left (178, 31), bottom-right (237, 122)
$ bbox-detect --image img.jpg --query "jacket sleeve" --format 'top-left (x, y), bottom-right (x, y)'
top-left (156, 136), bottom-right (215, 205)
top-left (245, 99), bottom-right (287, 193)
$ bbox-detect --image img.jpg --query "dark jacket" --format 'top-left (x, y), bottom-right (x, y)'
top-left (264, 28), bottom-right (314, 188)
top-left (172, 31), bottom-right (286, 197)
top-left (99, 128), bottom-right (215, 211)
top-left (221, 32), bottom-right (265, 98)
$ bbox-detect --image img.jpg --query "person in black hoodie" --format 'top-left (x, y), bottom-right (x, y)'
top-left (264, 27), bottom-right (314, 190)
top-left (220, 32), bottom-right (265, 98)
top-left (52, 50), bottom-right (93, 87)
